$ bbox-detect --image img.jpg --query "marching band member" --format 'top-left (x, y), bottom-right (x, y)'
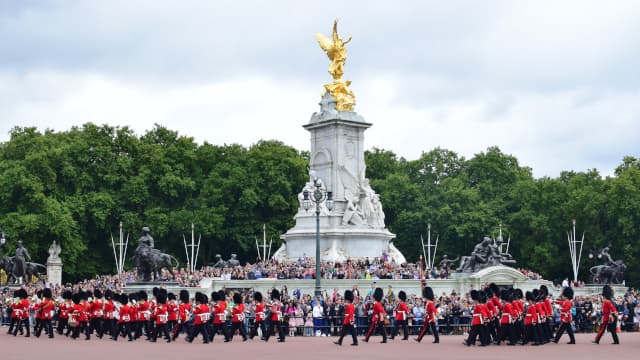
top-left (69, 293), bottom-right (82, 339)
top-left (264, 289), bottom-right (286, 342)
top-left (497, 289), bottom-right (517, 345)
top-left (172, 290), bottom-right (192, 341)
top-left (415, 286), bottom-right (439, 343)
top-left (103, 290), bottom-right (117, 339)
top-left (463, 290), bottom-right (484, 346)
top-left (113, 293), bottom-right (133, 341)
top-left (210, 290), bottom-right (228, 342)
top-left (521, 291), bottom-right (540, 346)
top-left (12, 289), bottom-right (30, 337)
top-left (167, 292), bottom-right (179, 336)
top-left (151, 289), bottom-right (171, 342)
top-left (90, 289), bottom-right (105, 339)
top-left (552, 286), bottom-right (575, 344)
top-left (57, 290), bottom-right (73, 336)
top-left (187, 292), bottom-right (210, 344)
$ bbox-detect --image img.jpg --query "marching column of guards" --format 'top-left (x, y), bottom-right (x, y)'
top-left (3, 284), bottom-right (620, 347)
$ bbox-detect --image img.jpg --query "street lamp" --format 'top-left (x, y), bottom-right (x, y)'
top-left (302, 176), bottom-right (333, 298)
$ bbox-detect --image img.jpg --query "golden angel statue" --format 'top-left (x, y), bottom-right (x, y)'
top-left (316, 20), bottom-right (356, 111)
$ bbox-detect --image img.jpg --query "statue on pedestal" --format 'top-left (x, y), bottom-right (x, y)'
top-left (316, 19), bottom-right (356, 111)
top-left (457, 236), bottom-right (517, 273)
top-left (134, 227), bottom-right (178, 282)
top-left (589, 246), bottom-right (626, 284)
top-left (47, 240), bottom-right (61, 263)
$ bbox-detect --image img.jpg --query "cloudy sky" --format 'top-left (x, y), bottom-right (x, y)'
top-left (1, 1), bottom-right (639, 177)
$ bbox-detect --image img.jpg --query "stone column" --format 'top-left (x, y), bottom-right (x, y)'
top-left (46, 241), bottom-right (63, 286)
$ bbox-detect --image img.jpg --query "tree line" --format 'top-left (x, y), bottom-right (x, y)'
top-left (0, 124), bottom-right (638, 286)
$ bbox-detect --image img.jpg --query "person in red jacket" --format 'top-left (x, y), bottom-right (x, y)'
top-left (263, 289), bottom-right (286, 342)
top-left (166, 292), bottom-right (178, 337)
top-left (463, 290), bottom-right (484, 346)
top-left (80, 291), bottom-right (92, 340)
top-left (187, 292), bottom-right (210, 343)
top-left (512, 289), bottom-right (525, 343)
top-left (363, 287), bottom-right (388, 343)
top-left (103, 290), bottom-right (116, 339)
top-left (593, 285), bottom-right (619, 345)
top-left (552, 287), bottom-right (575, 344)
top-left (172, 290), bottom-right (192, 341)
top-left (7, 289), bottom-right (24, 336)
top-left (497, 289), bottom-right (517, 345)
top-left (390, 291), bottom-right (409, 340)
top-left (210, 290), bottom-right (228, 342)
top-left (113, 293), bottom-right (133, 341)
top-left (69, 292), bottom-right (83, 339)
top-left (11, 289), bottom-right (31, 337)
top-left (90, 289), bottom-right (105, 339)
top-left (334, 289), bottom-right (358, 346)
top-left (136, 291), bottom-right (151, 340)
top-left (416, 286), bottom-right (439, 343)
top-left (37, 288), bottom-right (55, 338)
top-left (151, 289), bottom-right (171, 342)
top-left (522, 291), bottom-right (541, 346)
top-left (226, 292), bottom-right (248, 342)
top-left (33, 290), bottom-right (44, 337)
top-left (249, 291), bottom-right (267, 340)
top-left (539, 285), bottom-right (553, 343)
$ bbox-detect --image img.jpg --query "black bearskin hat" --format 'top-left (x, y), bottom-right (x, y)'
top-left (423, 287), bottom-right (434, 301)
top-left (254, 291), bottom-right (263, 302)
top-left (94, 289), bottom-right (103, 299)
top-left (539, 285), bottom-right (549, 297)
top-left (232, 292), bottom-right (242, 304)
top-left (180, 290), bottom-right (190, 304)
top-left (218, 290), bottom-right (226, 300)
top-left (602, 285), bottom-right (613, 300)
top-left (532, 289), bottom-right (540, 301)
top-left (211, 291), bottom-right (220, 302)
top-left (514, 288), bottom-right (523, 300)
top-left (79, 291), bottom-right (88, 301)
top-left (36, 290), bottom-right (43, 298)
top-left (43, 288), bottom-right (52, 299)
top-left (344, 290), bottom-right (354, 302)
top-left (120, 293), bottom-right (129, 304)
top-left (152, 287), bottom-right (160, 298)
top-left (157, 290), bottom-right (167, 305)
top-left (168, 292), bottom-right (176, 301)
top-left (525, 291), bottom-right (535, 302)
top-left (271, 288), bottom-right (280, 301)
top-left (195, 292), bottom-right (205, 304)
top-left (500, 289), bottom-right (511, 302)
top-left (470, 290), bottom-right (480, 302)
top-left (398, 290), bottom-right (407, 302)
top-left (478, 290), bottom-right (487, 304)
top-left (373, 287), bottom-right (383, 302)
top-left (489, 283), bottom-right (500, 297)
top-left (562, 287), bottom-right (574, 300)
top-left (484, 287), bottom-right (493, 300)
top-left (138, 290), bottom-right (148, 301)
top-left (85, 290), bottom-right (93, 298)
top-left (72, 293), bottom-right (81, 305)
top-left (62, 290), bottom-right (73, 300)
top-left (104, 290), bottom-right (113, 301)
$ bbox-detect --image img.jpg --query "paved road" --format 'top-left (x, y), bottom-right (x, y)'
top-left (1, 331), bottom-right (637, 360)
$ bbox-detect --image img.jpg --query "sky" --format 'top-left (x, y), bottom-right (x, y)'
top-left (1, 1), bottom-right (639, 178)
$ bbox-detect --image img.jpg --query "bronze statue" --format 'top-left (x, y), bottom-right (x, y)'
top-left (134, 227), bottom-right (178, 282)
top-left (0, 240), bottom-right (45, 285)
top-left (457, 236), bottom-right (517, 273)
top-left (316, 19), bottom-right (356, 111)
top-left (589, 247), bottom-right (626, 284)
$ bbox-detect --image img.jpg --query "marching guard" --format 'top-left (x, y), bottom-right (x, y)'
top-left (187, 292), bottom-right (210, 344)
top-left (263, 289), bottom-right (286, 342)
top-left (249, 291), bottom-right (267, 340)
top-left (390, 290), bottom-right (409, 341)
top-left (593, 285), bottom-right (619, 345)
top-left (415, 286), bottom-right (439, 343)
top-left (226, 292), bottom-right (248, 342)
top-left (552, 286), bottom-right (575, 344)
top-left (363, 287), bottom-right (387, 343)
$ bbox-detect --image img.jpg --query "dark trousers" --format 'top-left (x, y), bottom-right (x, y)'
top-left (391, 319), bottom-right (408, 340)
top-left (265, 320), bottom-right (285, 342)
top-left (554, 321), bottom-right (575, 343)
top-left (465, 324), bottom-right (482, 345)
top-left (113, 322), bottom-right (132, 341)
top-left (249, 320), bottom-right (267, 339)
top-left (594, 319), bottom-right (619, 344)
top-left (152, 323), bottom-right (170, 341)
top-left (189, 324), bottom-right (210, 343)
top-left (416, 321), bottom-right (439, 342)
top-left (210, 323), bottom-right (227, 341)
top-left (523, 324), bottom-right (540, 345)
top-left (90, 318), bottom-right (104, 338)
top-left (228, 321), bottom-right (248, 341)
top-left (14, 319), bottom-right (30, 337)
top-left (364, 320), bottom-right (387, 342)
top-left (36, 319), bottom-right (54, 338)
top-left (7, 318), bottom-right (19, 334)
top-left (56, 318), bottom-right (68, 335)
top-left (497, 323), bottom-right (516, 344)
top-left (172, 321), bottom-right (190, 339)
top-left (490, 318), bottom-right (499, 342)
top-left (337, 323), bottom-right (358, 345)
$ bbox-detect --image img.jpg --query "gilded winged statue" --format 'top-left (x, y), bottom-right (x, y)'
top-left (316, 20), bottom-right (356, 111)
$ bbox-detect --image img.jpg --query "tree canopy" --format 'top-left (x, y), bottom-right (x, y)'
top-left (0, 124), bottom-right (638, 287)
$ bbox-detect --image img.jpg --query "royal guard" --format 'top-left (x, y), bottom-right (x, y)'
top-left (136, 291), bottom-right (151, 340)
top-left (512, 289), bottom-right (525, 343)
top-left (172, 290), bottom-right (192, 341)
top-left (249, 291), bottom-right (266, 340)
top-left (463, 290), bottom-right (484, 346)
top-left (540, 285), bottom-right (553, 342)
top-left (226, 292), bottom-right (248, 342)
top-left (487, 285), bottom-right (501, 343)
top-left (69, 293), bottom-right (83, 339)
top-left (593, 285), bottom-right (619, 345)
top-left (522, 291), bottom-right (540, 345)
top-left (103, 290), bottom-right (116, 339)
top-left (263, 288), bottom-right (285, 342)
top-left (38, 288), bottom-right (55, 338)
top-left (33, 290), bottom-right (44, 337)
top-left (90, 289), bottom-right (105, 339)
top-left (80, 291), bottom-right (92, 340)
top-left (210, 290), bottom-right (227, 342)
top-left (416, 286), bottom-right (439, 343)
top-left (533, 289), bottom-right (547, 344)
top-left (363, 287), bottom-right (387, 343)
top-left (187, 292), bottom-right (210, 344)
top-left (553, 287), bottom-right (575, 344)
top-left (57, 290), bottom-right (73, 336)
top-left (113, 293), bottom-right (133, 341)
top-left (167, 292), bottom-right (178, 336)
top-left (7, 290), bottom-right (22, 336)
top-left (12, 289), bottom-right (30, 337)
top-left (497, 289), bottom-right (517, 345)
top-left (151, 289), bottom-right (171, 342)
top-left (334, 289), bottom-right (358, 346)
top-left (129, 292), bottom-right (139, 339)
top-left (390, 290), bottom-right (409, 340)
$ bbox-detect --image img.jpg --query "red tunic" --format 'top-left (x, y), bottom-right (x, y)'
top-left (524, 304), bottom-right (537, 325)
top-left (343, 303), bottom-right (355, 325)
top-left (372, 301), bottom-right (385, 323)
top-left (42, 299), bottom-right (55, 320)
top-left (155, 304), bottom-right (168, 325)
top-left (91, 299), bottom-right (104, 319)
top-left (471, 304), bottom-right (484, 325)
top-left (601, 299), bottom-right (617, 323)
top-left (179, 303), bottom-right (192, 322)
top-left (35, 301), bottom-right (44, 320)
top-left (119, 305), bottom-right (131, 323)
top-left (104, 300), bottom-right (115, 320)
top-left (555, 299), bottom-right (572, 323)
top-left (213, 302), bottom-right (226, 324)
top-left (167, 302), bottom-right (178, 322)
top-left (492, 296), bottom-right (503, 312)
top-left (80, 302), bottom-right (90, 322)
top-left (11, 302), bottom-right (23, 320)
top-left (138, 301), bottom-right (150, 321)
top-left (395, 302), bottom-right (408, 321)
top-left (500, 303), bottom-right (513, 325)
top-left (254, 303), bottom-right (265, 322)
top-left (425, 300), bottom-right (437, 323)
top-left (193, 304), bottom-right (210, 325)
top-left (270, 301), bottom-right (283, 322)
top-left (231, 303), bottom-right (245, 323)
top-left (71, 304), bottom-right (83, 324)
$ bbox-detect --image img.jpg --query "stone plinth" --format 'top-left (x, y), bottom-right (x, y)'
top-left (277, 93), bottom-right (405, 263)
top-left (46, 259), bottom-right (62, 287)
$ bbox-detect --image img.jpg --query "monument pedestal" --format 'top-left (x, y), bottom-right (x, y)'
top-left (46, 241), bottom-right (62, 286)
top-left (277, 93), bottom-right (405, 263)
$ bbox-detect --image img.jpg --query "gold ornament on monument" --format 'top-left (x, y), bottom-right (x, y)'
top-left (315, 19), bottom-right (356, 111)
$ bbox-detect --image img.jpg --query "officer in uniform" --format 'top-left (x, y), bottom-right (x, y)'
top-left (334, 289), bottom-right (358, 346)
top-left (552, 286), bottom-right (575, 344)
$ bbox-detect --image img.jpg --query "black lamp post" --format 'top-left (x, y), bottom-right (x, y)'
top-left (302, 176), bottom-right (333, 298)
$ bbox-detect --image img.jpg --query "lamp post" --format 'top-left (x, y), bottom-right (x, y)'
top-left (302, 176), bottom-right (334, 298)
